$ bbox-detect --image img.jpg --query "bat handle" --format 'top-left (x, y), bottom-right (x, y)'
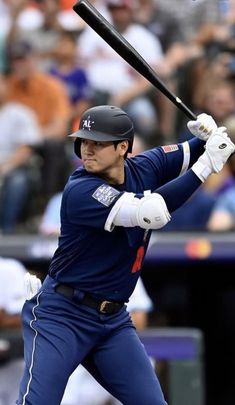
top-left (174, 97), bottom-right (197, 120)
top-left (182, 108), bottom-right (197, 121)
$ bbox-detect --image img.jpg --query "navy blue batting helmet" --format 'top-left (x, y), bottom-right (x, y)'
top-left (69, 105), bottom-right (134, 158)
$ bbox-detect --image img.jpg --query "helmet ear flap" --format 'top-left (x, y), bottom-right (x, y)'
top-left (74, 138), bottom-right (82, 158)
top-left (128, 139), bottom-right (133, 153)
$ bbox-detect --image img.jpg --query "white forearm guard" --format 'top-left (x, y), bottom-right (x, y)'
top-left (105, 191), bottom-right (171, 232)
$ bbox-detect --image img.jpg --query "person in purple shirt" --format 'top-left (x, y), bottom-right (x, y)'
top-left (17, 106), bottom-right (234, 405)
top-left (49, 30), bottom-right (93, 128)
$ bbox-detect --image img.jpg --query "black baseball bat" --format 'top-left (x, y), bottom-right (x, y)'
top-left (73, 0), bottom-right (197, 120)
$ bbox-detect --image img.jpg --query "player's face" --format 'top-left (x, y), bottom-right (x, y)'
top-left (80, 139), bottom-right (128, 182)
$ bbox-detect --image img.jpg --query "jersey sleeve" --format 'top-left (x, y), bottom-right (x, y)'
top-left (62, 178), bottom-right (124, 229)
top-left (130, 137), bottom-right (205, 188)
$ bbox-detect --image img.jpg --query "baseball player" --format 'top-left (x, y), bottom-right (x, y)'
top-left (17, 105), bottom-right (235, 405)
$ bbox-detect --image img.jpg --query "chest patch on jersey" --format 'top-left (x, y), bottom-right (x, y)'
top-left (161, 144), bottom-right (179, 153)
top-left (92, 184), bottom-right (120, 207)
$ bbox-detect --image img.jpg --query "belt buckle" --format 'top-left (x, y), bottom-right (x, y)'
top-left (99, 300), bottom-right (112, 314)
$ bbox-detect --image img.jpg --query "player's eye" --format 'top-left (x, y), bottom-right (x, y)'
top-left (95, 141), bottom-right (104, 146)
top-left (81, 139), bottom-right (96, 147)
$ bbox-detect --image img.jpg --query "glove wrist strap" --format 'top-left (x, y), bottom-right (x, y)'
top-left (192, 160), bottom-right (212, 182)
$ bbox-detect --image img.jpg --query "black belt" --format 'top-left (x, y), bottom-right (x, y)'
top-left (55, 284), bottom-right (124, 315)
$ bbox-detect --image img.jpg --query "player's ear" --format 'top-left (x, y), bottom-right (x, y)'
top-left (119, 140), bottom-right (129, 156)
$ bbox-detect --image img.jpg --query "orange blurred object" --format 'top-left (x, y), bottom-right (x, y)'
top-left (60, 0), bottom-right (76, 10)
top-left (185, 238), bottom-right (212, 259)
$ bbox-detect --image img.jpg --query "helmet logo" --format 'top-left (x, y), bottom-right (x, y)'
top-left (82, 115), bottom-right (94, 131)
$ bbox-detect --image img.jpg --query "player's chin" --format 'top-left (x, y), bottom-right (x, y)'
top-left (83, 161), bottom-right (99, 172)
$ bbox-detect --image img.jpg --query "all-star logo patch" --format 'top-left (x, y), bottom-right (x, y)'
top-left (82, 115), bottom-right (94, 131)
top-left (161, 144), bottom-right (179, 153)
top-left (92, 184), bottom-right (120, 207)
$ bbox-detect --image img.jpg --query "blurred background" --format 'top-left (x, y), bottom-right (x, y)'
top-left (1, 0), bottom-right (235, 404)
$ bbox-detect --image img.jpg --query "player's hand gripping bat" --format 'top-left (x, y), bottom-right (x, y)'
top-left (72, 0), bottom-right (197, 120)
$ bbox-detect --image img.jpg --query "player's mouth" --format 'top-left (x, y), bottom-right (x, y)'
top-left (83, 158), bottom-right (96, 162)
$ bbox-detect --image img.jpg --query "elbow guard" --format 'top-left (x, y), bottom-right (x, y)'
top-left (105, 191), bottom-right (171, 231)
top-left (136, 192), bottom-right (171, 229)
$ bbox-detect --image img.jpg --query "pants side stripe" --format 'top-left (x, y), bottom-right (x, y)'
top-left (22, 291), bottom-right (42, 405)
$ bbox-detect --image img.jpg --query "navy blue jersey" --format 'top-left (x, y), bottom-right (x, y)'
top-left (49, 141), bottom-right (200, 301)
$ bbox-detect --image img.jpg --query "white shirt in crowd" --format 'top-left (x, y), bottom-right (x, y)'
top-left (0, 257), bottom-right (27, 405)
top-left (78, 23), bottom-right (163, 94)
top-left (0, 103), bottom-right (40, 165)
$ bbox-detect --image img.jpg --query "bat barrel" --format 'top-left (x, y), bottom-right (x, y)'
top-left (73, 0), bottom-right (197, 120)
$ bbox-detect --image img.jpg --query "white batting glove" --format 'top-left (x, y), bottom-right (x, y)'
top-left (24, 272), bottom-right (42, 300)
top-left (187, 113), bottom-right (218, 141)
top-left (192, 128), bottom-right (235, 182)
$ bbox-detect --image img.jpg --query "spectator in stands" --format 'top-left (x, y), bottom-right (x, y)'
top-left (191, 0), bottom-right (235, 56)
top-left (155, 0), bottom-right (220, 41)
top-left (134, 0), bottom-right (190, 74)
top-left (0, 0), bottom-right (11, 74)
top-left (0, 0), bottom-right (43, 42)
top-left (39, 191), bottom-right (63, 236)
top-left (135, 0), bottom-right (184, 50)
top-left (78, 0), bottom-right (164, 143)
top-left (49, 30), bottom-right (93, 132)
top-left (133, 0), bottom-right (205, 141)
top-left (207, 116), bottom-right (235, 231)
top-left (6, 40), bottom-right (71, 204)
top-left (174, 0), bottom-right (235, 132)
top-left (58, 0), bottom-right (91, 32)
top-left (207, 180), bottom-right (235, 231)
top-left (180, 82), bottom-right (235, 198)
top-left (179, 79), bottom-right (235, 141)
top-left (0, 0), bottom-right (85, 45)
top-left (169, 78), bottom-right (235, 232)
top-left (193, 79), bottom-right (235, 123)
top-left (205, 119), bottom-right (235, 198)
top-left (0, 256), bottom-right (26, 405)
top-left (0, 73), bottom-right (41, 234)
top-left (6, 0), bottom-right (66, 72)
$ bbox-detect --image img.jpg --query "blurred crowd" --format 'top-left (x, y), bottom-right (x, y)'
top-left (0, 0), bottom-right (234, 234)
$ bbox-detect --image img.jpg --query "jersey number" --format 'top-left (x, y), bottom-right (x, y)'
top-left (132, 246), bottom-right (145, 273)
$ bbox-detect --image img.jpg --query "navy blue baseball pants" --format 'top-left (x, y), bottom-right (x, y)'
top-left (17, 276), bottom-right (167, 405)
